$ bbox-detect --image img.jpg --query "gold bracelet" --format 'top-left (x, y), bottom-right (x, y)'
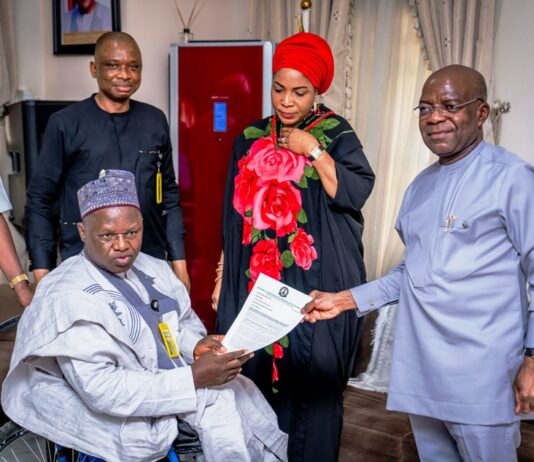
top-left (9, 273), bottom-right (29, 289)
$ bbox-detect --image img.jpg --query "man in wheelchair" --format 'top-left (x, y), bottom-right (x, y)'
top-left (1, 170), bottom-right (288, 462)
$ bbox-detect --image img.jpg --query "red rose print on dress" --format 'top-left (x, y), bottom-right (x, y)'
top-left (289, 228), bottom-right (318, 270)
top-left (272, 359), bottom-right (279, 382)
top-left (271, 342), bottom-right (284, 384)
top-left (242, 217), bottom-right (253, 245)
top-left (252, 181), bottom-right (302, 236)
top-left (233, 114), bottom-right (336, 392)
top-left (273, 342), bottom-right (284, 359)
top-left (233, 164), bottom-right (260, 217)
top-left (249, 239), bottom-right (283, 282)
top-left (247, 137), bottom-right (308, 183)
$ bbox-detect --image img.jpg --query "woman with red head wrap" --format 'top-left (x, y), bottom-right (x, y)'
top-left (272, 32), bottom-right (334, 95)
top-left (215, 32), bottom-right (375, 462)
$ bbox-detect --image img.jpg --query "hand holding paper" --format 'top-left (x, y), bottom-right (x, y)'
top-left (222, 273), bottom-right (312, 352)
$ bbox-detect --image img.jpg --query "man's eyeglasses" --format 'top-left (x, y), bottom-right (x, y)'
top-left (97, 230), bottom-right (139, 244)
top-left (413, 98), bottom-right (484, 119)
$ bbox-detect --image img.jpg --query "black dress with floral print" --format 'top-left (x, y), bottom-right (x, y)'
top-left (216, 105), bottom-right (375, 462)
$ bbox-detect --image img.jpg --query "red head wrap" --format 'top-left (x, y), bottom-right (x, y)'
top-left (272, 32), bottom-right (334, 95)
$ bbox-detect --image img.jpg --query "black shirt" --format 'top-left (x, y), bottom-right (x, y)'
top-left (26, 96), bottom-right (185, 270)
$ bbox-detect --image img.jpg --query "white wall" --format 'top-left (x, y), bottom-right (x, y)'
top-left (14, 0), bottom-right (254, 117)
top-left (493, 0), bottom-right (534, 163)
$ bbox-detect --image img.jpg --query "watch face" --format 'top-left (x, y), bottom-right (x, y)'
top-left (308, 145), bottom-right (324, 161)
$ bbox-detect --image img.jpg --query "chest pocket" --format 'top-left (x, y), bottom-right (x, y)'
top-left (136, 145), bottom-right (162, 180)
top-left (432, 216), bottom-right (497, 281)
top-left (136, 145), bottom-right (165, 207)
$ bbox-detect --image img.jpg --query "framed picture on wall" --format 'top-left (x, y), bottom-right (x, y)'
top-left (53, 0), bottom-right (121, 55)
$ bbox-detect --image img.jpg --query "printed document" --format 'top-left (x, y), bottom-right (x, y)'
top-left (222, 273), bottom-right (312, 352)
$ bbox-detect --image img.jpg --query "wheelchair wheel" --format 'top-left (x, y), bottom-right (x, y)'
top-left (0, 420), bottom-right (75, 462)
top-left (0, 420), bottom-right (202, 461)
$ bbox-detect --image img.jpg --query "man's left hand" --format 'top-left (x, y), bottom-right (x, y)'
top-left (513, 356), bottom-right (534, 414)
top-left (194, 334), bottom-right (226, 360)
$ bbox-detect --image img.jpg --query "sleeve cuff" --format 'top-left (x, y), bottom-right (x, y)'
top-left (351, 280), bottom-right (388, 316)
top-left (29, 249), bottom-right (55, 271)
top-left (167, 241), bottom-right (186, 261)
top-left (178, 329), bottom-right (204, 363)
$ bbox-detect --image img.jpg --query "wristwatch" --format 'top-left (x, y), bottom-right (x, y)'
top-left (307, 145), bottom-right (325, 162)
top-left (525, 347), bottom-right (534, 357)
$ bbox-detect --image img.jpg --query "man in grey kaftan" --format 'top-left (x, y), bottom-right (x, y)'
top-left (303, 65), bottom-right (534, 461)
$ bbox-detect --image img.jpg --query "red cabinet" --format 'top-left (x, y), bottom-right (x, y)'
top-left (169, 42), bottom-right (273, 331)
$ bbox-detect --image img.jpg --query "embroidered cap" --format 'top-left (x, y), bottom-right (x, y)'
top-left (77, 169), bottom-right (140, 218)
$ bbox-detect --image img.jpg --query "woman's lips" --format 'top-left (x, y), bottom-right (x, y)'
top-left (279, 111), bottom-right (296, 119)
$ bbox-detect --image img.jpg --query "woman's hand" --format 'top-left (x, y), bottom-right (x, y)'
top-left (278, 127), bottom-right (319, 157)
top-left (211, 277), bottom-right (222, 311)
top-left (211, 252), bottom-right (224, 311)
top-left (278, 127), bottom-right (338, 198)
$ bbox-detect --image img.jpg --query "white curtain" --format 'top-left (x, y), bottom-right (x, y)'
top-left (409, 0), bottom-right (496, 80)
top-left (346, 0), bottom-right (433, 389)
top-left (350, 0), bottom-right (432, 280)
top-left (249, 0), bottom-right (300, 41)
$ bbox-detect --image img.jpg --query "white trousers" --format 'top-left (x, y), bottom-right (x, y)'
top-left (409, 414), bottom-right (520, 462)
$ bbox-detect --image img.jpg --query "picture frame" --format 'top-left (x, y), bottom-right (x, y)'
top-left (53, 0), bottom-right (121, 55)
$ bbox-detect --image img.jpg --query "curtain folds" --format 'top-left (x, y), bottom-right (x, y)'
top-left (409, 0), bottom-right (496, 86)
top-left (350, 0), bottom-right (431, 280)
top-left (345, 0), bottom-right (433, 389)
